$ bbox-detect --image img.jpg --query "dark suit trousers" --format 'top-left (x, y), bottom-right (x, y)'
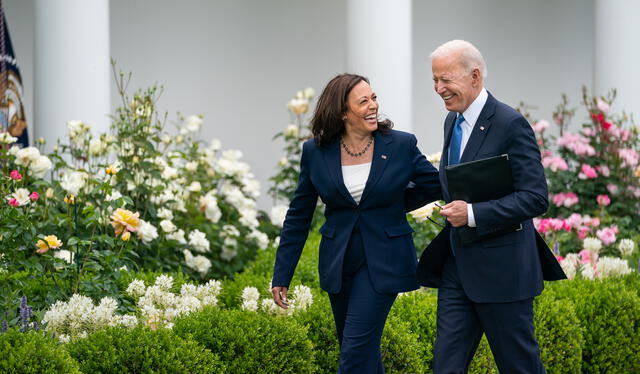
top-left (433, 255), bottom-right (545, 374)
top-left (328, 226), bottom-right (397, 374)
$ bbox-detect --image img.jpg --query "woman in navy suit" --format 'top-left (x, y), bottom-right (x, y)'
top-left (271, 73), bottom-right (441, 373)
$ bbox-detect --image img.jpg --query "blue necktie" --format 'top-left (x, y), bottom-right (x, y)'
top-left (449, 114), bottom-right (465, 165)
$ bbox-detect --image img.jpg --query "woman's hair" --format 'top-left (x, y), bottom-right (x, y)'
top-left (311, 73), bottom-right (392, 147)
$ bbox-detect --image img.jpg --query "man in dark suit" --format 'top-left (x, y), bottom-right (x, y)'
top-left (422, 40), bottom-right (565, 373)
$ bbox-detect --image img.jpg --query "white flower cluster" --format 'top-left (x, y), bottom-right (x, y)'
top-left (42, 294), bottom-right (137, 342)
top-left (241, 284), bottom-right (313, 316)
top-left (559, 254), bottom-right (634, 280)
top-left (127, 275), bottom-right (221, 330)
top-left (618, 239), bottom-right (635, 257)
top-left (583, 237), bottom-right (602, 253)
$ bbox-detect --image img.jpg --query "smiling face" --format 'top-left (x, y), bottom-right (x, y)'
top-left (432, 52), bottom-right (482, 114)
top-left (344, 80), bottom-right (379, 135)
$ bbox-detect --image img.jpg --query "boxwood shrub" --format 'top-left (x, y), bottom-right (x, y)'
top-left (66, 325), bottom-right (223, 373)
top-left (173, 307), bottom-right (316, 373)
top-left (0, 329), bottom-right (81, 374)
top-left (545, 278), bottom-right (640, 373)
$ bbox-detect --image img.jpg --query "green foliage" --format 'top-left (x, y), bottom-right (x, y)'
top-left (381, 315), bottom-right (426, 373)
top-left (389, 291), bottom-right (437, 367)
top-left (173, 307), bottom-right (316, 373)
top-left (0, 329), bottom-right (81, 374)
top-left (219, 271), bottom-right (271, 309)
top-left (545, 278), bottom-right (640, 373)
top-left (66, 325), bottom-right (223, 373)
top-left (292, 291), bottom-right (340, 373)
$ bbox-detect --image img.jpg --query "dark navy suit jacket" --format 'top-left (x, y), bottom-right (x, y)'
top-left (425, 93), bottom-right (553, 303)
top-left (272, 129), bottom-right (441, 294)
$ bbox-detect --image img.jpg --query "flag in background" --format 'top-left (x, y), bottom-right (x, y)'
top-left (1, 0), bottom-right (28, 147)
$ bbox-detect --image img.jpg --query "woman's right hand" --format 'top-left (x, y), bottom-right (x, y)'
top-left (271, 286), bottom-right (289, 309)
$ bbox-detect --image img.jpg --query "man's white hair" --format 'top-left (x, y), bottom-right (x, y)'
top-left (430, 40), bottom-right (487, 79)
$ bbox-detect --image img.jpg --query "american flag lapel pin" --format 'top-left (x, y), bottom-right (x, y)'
top-left (381, 154), bottom-right (387, 160)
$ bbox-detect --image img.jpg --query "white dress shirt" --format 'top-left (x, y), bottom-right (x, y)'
top-left (449, 87), bottom-right (488, 227)
top-left (342, 162), bottom-right (372, 204)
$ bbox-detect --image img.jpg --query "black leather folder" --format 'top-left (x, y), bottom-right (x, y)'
top-left (445, 154), bottom-right (522, 244)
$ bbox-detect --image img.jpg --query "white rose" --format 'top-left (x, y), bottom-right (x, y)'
top-left (160, 219), bottom-right (177, 233)
top-left (105, 190), bottom-right (123, 202)
top-left (409, 202), bottom-right (439, 223)
top-left (187, 181), bottom-right (202, 193)
top-left (162, 166), bottom-right (178, 180)
top-left (60, 171), bottom-right (87, 195)
top-left (278, 157), bottom-right (290, 167)
top-left (157, 208), bottom-right (174, 220)
top-left (182, 115), bottom-right (203, 132)
top-left (167, 229), bottom-right (186, 244)
top-left (0, 132), bottom-right (18, 144)
top-left (11, 188), bottom-right (31, 206)
top-left (269, 205), bottom-right (289, 228)
top-left (618, 239), bottom-right (635, 257)
top-left (89, 138), bottom-right (106, 155)
top-left (303, 87), bottom-right (315, 99)
top-left (137, 220), bottom-right (159, 244)
top-left (220, 247), bottom-right (237, 262)
top-left (14, 147), bottom-right (41, 166)
top-left (189, 230), bottom-right (210, 253)
top-left (284, 124), bottom-right (299, 137)
top-left (30, 155), bottom-right (53, 178)
top-left (185, 161), bottom-right (198, 172)
top-left (242, 178), bottom-right (261, 199)
top-left (209, 138), bottom-right (221, 151)
top-left (249, 230), bottom-right (269, 250)
top-left (54, 250), bottom-right (74, 264)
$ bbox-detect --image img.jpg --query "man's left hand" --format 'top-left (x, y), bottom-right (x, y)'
top-left (440, 200), bottom-right (468, 227)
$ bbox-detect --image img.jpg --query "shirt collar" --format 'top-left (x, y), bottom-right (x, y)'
top-left (460, 88), bottom-right (488, 129)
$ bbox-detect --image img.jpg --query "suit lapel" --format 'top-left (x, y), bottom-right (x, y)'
top-left (459, 93), bottom-right (496, 163)
top-left (360, 131), bottom-right (392, 204)
top-left (321, 138), bottom-right (357, 205)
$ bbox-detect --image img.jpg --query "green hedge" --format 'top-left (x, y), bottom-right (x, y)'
top-left (292, 290), bottom-right (425, 373)
top-left (173, 307), bottom-right (316, 373)
top-left (66, 325), bottom-right (223, 373)
top-left (545, 277), bottom-right (640, 373)
top-left (0, 329), bottom-right (81, 374)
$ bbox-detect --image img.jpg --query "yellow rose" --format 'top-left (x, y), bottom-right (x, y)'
top-left (110, 208), bottom-right (141, 235)
top-left (36, 235), bottom-right (63, 254)
top-left (121, 231), bottom-right (131, 241)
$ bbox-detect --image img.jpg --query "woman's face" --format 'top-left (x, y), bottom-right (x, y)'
top-left (344, 80), bottom-right (379, 135)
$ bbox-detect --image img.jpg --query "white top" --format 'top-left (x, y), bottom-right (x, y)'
top-left (342, 162), bottom-right (372, 204)
top-left (447, 87), bottom-right (488, 228)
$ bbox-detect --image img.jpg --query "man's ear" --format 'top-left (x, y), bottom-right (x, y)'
top-left (471, 68), bottom-right (482, 86)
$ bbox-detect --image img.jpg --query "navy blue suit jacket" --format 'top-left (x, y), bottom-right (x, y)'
top-left (272, 129), bottom-right (441, 294)
top-left (428, 93), bottom-right (551, 303)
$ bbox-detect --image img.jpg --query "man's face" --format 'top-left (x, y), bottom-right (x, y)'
top-left (431, 53), bottom-right (481, 113)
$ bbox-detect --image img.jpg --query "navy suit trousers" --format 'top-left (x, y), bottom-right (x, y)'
top-left (433, 255), bottom-right (545, 374)
top-left (328, 228), bottom-right (397, 374)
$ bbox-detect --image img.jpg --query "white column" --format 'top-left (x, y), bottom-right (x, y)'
top-left (346, 0), bottom-right (412, 132)
top-left (34, 0), bottom-right (110, 151)
top-left (594, 0), bottom-right (640, 119)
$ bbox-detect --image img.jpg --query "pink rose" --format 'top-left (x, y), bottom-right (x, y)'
top-left (8, 198), bottom-right (19, 207)
top-left (596, 194), bottom-right (611, 207)
top-left (29, 192), bottom-right (39, 202)
top-left (566, 213), bottom-right (583, 228)
top-left (10, 170), bottom-right (22, 181)
top-left (579, 249), bottom-right (597, 264)
top-left (606, 184), bottom-right (618, 195)
top-left (542, 155), bottom-right (569, 172)
top-left (533, 120), bottom-right (550, 133)
top-left (590, 217), bottom-right (601, 227)
top-left (619, 148), bottom-right (639, 168)
top-left (596, 165), bottom-right (610, 177)
top-left (596, 227), bottom-right (617, 245)
top-left (596, 98), bottom-right (610, 113)
top-left (578, 227), bottom-right (589, 240)
top-left (578, 164), bottom-right (598, 179)
top-left (563, 193), bottom-right (579, 207)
